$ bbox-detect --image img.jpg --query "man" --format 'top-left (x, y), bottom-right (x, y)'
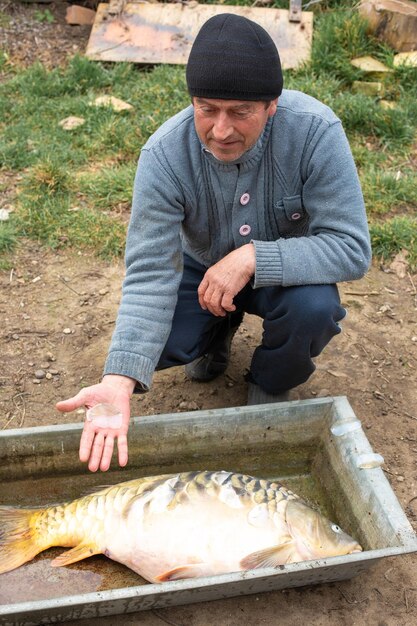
top-left (57, 14), bottom-right (371, 472)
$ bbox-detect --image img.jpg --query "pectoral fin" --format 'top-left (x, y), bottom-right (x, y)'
top-left (240, 542), bottom-right (297, 570)
top-left (50, 543), bottom-right (101, 567)
top-left (155, 563), bottom-right (206, 582)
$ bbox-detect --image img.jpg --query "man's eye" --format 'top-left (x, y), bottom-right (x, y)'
top-left (233, 110), bottom-right (251, 118)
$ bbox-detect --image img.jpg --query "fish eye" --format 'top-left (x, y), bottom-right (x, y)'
top-left (331, 523), bottom-right (342, 533)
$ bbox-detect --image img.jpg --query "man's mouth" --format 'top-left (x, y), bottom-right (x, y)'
top-left (212, 139), bottom-right (239, 148)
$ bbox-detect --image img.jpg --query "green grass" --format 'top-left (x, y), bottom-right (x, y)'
top-left (370, 217), bottom-right (417, 269)
top-left (0, 60), bottom-right (188, 170)
top-left (0, 221), bottom-right (17, 254)
top-left (16, 193), bottom-right (126, 259)
top-left (33, 9), bottom-right (54, 24)
top-left (332, 93), bottom-right (415, 146)
top-left (77, 162), bottom-right (137, 210)
top-left (0, 3), bottom-right (416, 269)
top-left (361, 169), bottom-right (417, 216)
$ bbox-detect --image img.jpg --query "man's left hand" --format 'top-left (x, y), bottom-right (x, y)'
top-left (198, 244), bottom-right (255, 316)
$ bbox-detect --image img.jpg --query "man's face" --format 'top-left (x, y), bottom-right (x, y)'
top-left (193, 97), bottom-right (278, 162)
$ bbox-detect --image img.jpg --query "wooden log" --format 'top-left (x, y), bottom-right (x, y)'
top-left (358, 0), bottom-right (417, 52)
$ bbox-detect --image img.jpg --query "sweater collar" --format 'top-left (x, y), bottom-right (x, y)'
top-left (200, 116), bottom-right (273, 171)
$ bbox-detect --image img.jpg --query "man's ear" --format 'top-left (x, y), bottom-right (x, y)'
top-left (268, 98), bottom-right (278, 118)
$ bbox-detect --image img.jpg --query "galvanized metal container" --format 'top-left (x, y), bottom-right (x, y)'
top-left (0, 396), bottom-right (416, 625)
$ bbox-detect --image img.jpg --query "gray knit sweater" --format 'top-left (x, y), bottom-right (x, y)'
top-left (104, 89), bottom-right (371, 389)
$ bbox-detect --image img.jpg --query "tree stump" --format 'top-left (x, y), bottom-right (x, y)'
top-left (358, 0), bottom-right (417, 52)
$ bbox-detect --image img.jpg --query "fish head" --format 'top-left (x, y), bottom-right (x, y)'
top-left (285, 499), bottom-right (362, 560)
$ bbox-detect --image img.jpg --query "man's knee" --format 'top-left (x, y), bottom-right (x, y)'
top-left (250, 285), bottom-right (346, 392)
top-left (271, 285), bottom-right (345, 330)
top-left (261, 285), bottom-right (345, 358)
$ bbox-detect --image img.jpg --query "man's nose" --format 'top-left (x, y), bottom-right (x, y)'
top-left (212, 113), bottom-right (233, 140)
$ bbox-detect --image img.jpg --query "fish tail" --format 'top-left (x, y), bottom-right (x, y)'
top-left (0, 506), bottom-right (44, 574)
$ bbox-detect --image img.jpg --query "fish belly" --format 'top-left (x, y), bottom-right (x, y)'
top-left (105, 494), bottom-right (279, 583)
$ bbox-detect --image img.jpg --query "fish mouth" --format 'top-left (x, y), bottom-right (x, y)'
top-left (350, 547), bottom-right (363, 554)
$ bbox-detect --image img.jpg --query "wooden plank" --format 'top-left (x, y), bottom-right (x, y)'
top-left (85, 2), bottom-right (313, 69)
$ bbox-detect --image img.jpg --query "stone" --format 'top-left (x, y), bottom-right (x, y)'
top-left (92, 95), bottom-right (133, 112)
top-left (379, 100), bottom-right (397, 110)
top-left (394, 51), bottom-right (417, 68)
top-left (350, 56), bottom-right (393, 76)
top-left (59, 116), bottom-right (85, 131)
top-left (352, 80), bottom-right (385, 97)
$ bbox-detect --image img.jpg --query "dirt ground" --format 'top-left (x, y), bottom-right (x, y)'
top-left (1, 3), bottom-right (417, 625)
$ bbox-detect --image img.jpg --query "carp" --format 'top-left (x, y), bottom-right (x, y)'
top-left (0, 470), bottom-right (362, 583)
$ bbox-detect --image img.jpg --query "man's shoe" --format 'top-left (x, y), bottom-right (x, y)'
top-left (185, 315), bottom-right (242, 382)
top-left (247, 382), bottom-right (290, 405)
top-left (185, 352), bottom-right (229, 382)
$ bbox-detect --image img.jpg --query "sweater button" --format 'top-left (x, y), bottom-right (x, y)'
top-left (239, 224), bottom-right (251, 236)
top-left (291, 212), bottom-right (301, 220)
top-left (240, 193), bottom-right (250, 205)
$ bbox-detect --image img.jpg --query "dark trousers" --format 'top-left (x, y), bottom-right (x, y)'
top-left (157, 254), bottom-right (346, 394)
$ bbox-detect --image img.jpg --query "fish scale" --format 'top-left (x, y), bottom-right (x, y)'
top-left (176, 471), bottom-right (298, 510)
top-left (20, 472), bottom-right (298, 541)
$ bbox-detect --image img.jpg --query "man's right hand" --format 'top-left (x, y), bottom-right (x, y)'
top-left (56, 374), bottom-right (136, 473)
top-left (198, 244), bottom-right (255, 316)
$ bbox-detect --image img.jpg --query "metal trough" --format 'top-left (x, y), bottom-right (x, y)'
top-left (0, 396), bottom-right (416, 625)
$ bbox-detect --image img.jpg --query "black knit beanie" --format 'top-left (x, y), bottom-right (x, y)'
top-left (186, 13), bottom-right (283, 101)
